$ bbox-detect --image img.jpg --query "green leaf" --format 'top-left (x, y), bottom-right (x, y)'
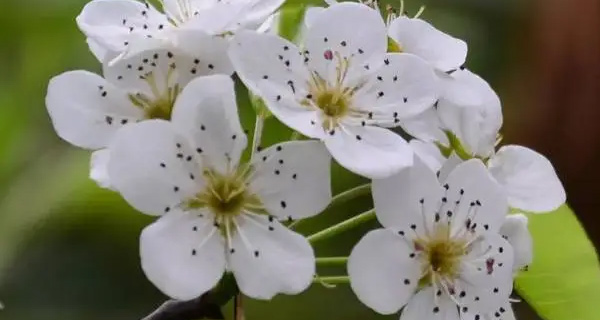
top-left (277, 4), bottom-right (307, 42)
top-left (516, 206), bottom-right (600, 320)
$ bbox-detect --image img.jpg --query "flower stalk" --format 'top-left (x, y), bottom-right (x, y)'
top-left (308, 209), bottom-right (376, 244)
top-left (290, 183), bottom-right (371, 230)
top-left (316, 257), bottom-right (349, 266)
top-left (312, 276), bottom-right (350, 285)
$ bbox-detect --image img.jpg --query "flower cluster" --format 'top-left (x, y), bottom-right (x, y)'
top-left (45, 0), bottom-right (565, 318)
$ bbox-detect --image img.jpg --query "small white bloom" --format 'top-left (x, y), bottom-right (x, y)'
top-left (107, 75), bottom-right (332, 300)
top-left (77, 0), bottom-right (284, 61)
top-left (46, 44), bottom-right (229, 188)
top-left (407, 68), bottom-right (566, 213)
top-left (348, 157), bottom-right (514, 319)
top-left (229, 2), bottom-right (439, 179)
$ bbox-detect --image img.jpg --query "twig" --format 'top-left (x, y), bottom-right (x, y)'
top-left (141, 274), bottom-right (238, 320)
top-left (141, 294), bottom-right (224, 320)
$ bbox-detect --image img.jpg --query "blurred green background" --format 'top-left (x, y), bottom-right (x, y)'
top-left (1, 0), bottom-right (598, 319)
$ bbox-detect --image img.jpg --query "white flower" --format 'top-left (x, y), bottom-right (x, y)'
top-left (229, 2), bottom-right (439, 179)
top-left (106, 75), bottom-right (332, 300)
top-left (46, 43), bottom-right (230, 188)
top-left (348, 157), bottom-right (515, 319)
top-left (404, 66), bottom-right (566, 213)
top-left (77, 0), bottom-right (284, 61)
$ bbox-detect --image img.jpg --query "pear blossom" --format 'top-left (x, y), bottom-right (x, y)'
top-left (229, 2), bottom-right (439, 179)
top-left (107, 75), bottom-right (332, 300)
top-left (46, 43), bottom-right (230, 188)
top-left (348, 158), bottom-right (515, 320)
top-left (77, 0), bottom-right (284, 61)
top-left (406, 68), bottom-right (566, 213)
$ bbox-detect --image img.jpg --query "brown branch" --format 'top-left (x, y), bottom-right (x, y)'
top-left (141, 294), bottom-right (224, 320)
top-left (142, 275), bottom-right (238, 320)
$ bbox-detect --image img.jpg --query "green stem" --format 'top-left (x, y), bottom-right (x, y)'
top-left (316, 257), bottom-right (348, 266)
top-left (308, 209), bottom-right (376, 244)
top-left (290, 184), bottom-right (371, 230)
top-left (328, 184), bottom-right (371, 209)
top-left (250, 115), bottom-right (265, 162)
top-left (312, 276), bottom-right (350, 285)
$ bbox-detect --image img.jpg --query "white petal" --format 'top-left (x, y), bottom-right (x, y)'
top-left (46, 70), bottom-right (144, 149)
top-left (456, 234), bottom-right (514, 313)
top-left (229, 215), bottom-right (315, 300)
top-left (235, 0), bottom-right (286, 29)
top-left (372, 155), bottom-right (443, 232)
top-left (442, 159), bottom-right (508, 237)
top-left (304, 2), bottom-right (387, 84)
top-left (108, 120), bottom-right (201, 216)
top-left (353, 53), bottom-right (439, 121)
top-left (348, 229), bottom-right (420, 315)
top-left (103, 47), bottom-right (199, 97)
top-left (488, 145), bottom-right (566, 213)
top-left (401, 107), bottom-right (448, 143)
top-left (437, 69), bottom-right (502, 157)
top-left (401, 287), bottom-right (460, 320)
top-left (173, 29), bottom-right (234, 77)
top-left (90, 149), bottom-right (115, 190)
top-left (388, 16), bottom-right (467, 72)
top-left (77, 0), bottom-right (169, 53)
top-left (304, 6), bottom-right (326, 28)
top-left (324, 124), bottom-right (413, 179)
top-left (250, 141), bottom-right (332, 221)
top-left (461, 301), bottom-right (516, 320)
top-left (171, 75), bottom-right (247, 174)
top-left (410, 139), bottom-right (445, 173)
top-left (229, 31), bottom-right (325, 138)
top-left (87, 37), bottom-right (109, 61)
top-left (228, 30), bottom-right (309, 96)
top-left (437, 152), bottom-right (462, 181)
top-left (182, 2), bottom-right (248, 34)
top-left (500, 214), bottom-right (532, 271)
top-left (140, 210), bottom-right (226, 300)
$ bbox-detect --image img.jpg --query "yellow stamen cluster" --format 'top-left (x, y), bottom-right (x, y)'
top-left (185, 167), bottom-right (264, 234)
top-left (415, 225), bottom-right (467, 285)
top-left (129, 69), bottom-right (180, 120)
top-left (302, 53), bottom-right (362, 131)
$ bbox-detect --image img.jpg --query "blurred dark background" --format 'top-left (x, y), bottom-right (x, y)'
top-left (0, 0), bottom-right (598, 319)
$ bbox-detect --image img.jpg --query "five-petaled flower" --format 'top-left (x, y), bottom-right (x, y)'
top-left (229, 2), bottom-right (439, 179)
top-left (77, 0), bottom-right (284, 61)
top-left (348, 158), bottom-right (515, 320)
top-left (46, 44), bottom-right (230, 188)
top-left (107, 75), bottom-right (332, 300)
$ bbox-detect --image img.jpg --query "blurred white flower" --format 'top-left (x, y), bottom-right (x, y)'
top-left (348, 158), bottom-right (515, 320)
top-left (229, 2), bottom-right (439, 179)
top-left (107, 75), bottom-right (332, 300)
top-left (77, 0), bottom-right (284, 61)
top-left (46, 43), bottom-right (230, 188)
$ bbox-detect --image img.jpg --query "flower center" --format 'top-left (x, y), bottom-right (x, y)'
top-left (314, 91), bottom-right (350, 118)
top-left (415, 226), bottom-right (467, 284)
top-left (303, 53), bottom-right (361, 132)
top-left (188, 169), bottom-right (262, 216)
top-left (129, 70), bottom-right (180, 120)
